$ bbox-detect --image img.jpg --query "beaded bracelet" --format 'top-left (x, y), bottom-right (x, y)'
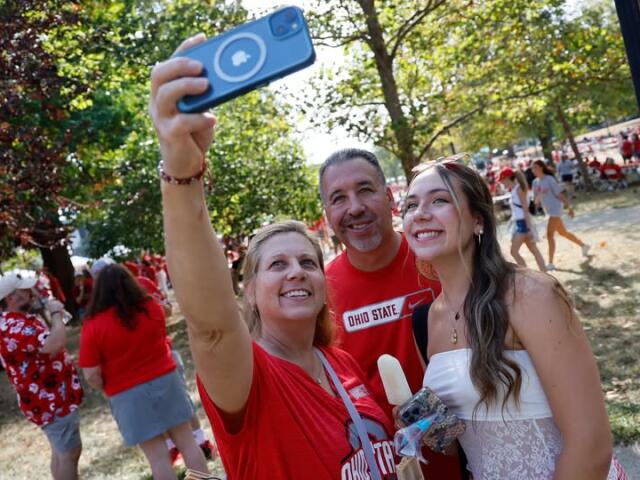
top-left (158, 159), bottom-right (207, 185)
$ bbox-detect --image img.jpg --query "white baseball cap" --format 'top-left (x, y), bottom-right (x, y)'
top-left (0, 272), bottom-right (38, 301)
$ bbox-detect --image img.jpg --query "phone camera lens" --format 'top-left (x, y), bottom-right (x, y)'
top-left (270, 8), bottom-right (299, 37)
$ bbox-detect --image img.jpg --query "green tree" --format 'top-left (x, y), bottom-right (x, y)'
top-left (75, 1), bottom-right (321, 256)
top-left (2, 0), bottom-right (323, 292)
top-left (305, 0), bottom-right (634, 180)
top-left (373, 147), bottom-right (405, 184)
top-left (0, 0), bottom-right (95, 311)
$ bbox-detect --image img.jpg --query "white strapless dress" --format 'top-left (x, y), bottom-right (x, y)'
top-left (424, 348), bottom-right (617, 480)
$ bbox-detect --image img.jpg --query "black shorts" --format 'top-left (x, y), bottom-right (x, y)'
top-left (561, 174), bottom-right (573, 183)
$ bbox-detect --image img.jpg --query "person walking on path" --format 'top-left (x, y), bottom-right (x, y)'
top-left (556, 155), bottom-right (575, 198)
top-left (0, 271), bottom-right (84, 480)
top-left (498, 167), bottom-right (546, 272)
top-left (149, 34), bottom-right (397, 479)
top-left (532, 160), bottom-right (590, 271)
top-left (79, 264), bottom-right (209, 480)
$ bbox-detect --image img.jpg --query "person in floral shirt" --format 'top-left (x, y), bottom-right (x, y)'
top-left (0, 271), bottom-right (84, 480)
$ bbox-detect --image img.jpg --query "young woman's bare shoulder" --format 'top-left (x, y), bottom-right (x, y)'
top-left (509, 269), bottom-right (570, 326)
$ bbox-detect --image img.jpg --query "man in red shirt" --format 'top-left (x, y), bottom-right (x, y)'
top-left (319, 149), bottom-right (462, 479)
top-left (0, 271), bottom-right (84, 479)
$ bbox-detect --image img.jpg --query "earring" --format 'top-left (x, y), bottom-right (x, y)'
top-left (477, 231), bottom-right (483, 246)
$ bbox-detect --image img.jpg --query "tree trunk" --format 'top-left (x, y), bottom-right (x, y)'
top-left (39, 244), bottom-right (78, 320)
top-left (357, 0), bottom-right (418, 179)
top-left (537, 113), bottom-right (554, 161)
top-left (555, 104), bottom-right (594, 191)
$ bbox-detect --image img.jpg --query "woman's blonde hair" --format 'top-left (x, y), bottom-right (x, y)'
top-left (241, 220), bottom-right (334, 347)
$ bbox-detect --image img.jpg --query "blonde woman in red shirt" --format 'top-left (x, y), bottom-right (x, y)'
top-left (149, 35), bottom-right (397, 479)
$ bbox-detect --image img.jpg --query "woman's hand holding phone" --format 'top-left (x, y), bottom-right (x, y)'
top-left (149, 34), bottom-right (217, 179)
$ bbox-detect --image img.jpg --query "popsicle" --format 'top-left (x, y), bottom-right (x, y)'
top-left (377, 354), bottom-right (413, 405)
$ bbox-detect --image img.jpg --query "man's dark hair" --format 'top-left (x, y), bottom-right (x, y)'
top-left (318, 148), bottom-right (386, 202)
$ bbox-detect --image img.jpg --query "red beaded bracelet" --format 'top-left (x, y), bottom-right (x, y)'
top-left (158, 159), bottom-right (207, 185)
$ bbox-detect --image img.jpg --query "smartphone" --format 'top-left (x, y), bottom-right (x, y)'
top-left (176, 6), bottom-right (316, 113)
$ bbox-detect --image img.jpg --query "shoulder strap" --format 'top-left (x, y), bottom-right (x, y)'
top-left (314, 348), bottom-right (382, 480)
top-left (412, 303), bottom-right (432, 365)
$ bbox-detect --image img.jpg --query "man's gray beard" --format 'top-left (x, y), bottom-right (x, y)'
top-left (348, 232), bottom-right (383, 253)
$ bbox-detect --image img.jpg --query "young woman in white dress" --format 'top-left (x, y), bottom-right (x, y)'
top-left (402, 158), bottom-right (623, 479)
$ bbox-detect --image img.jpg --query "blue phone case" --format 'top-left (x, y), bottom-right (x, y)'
top-left (176, 6), bottom-right (316, 113)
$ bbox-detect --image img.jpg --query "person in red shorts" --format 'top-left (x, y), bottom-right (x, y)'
top-left (79, 264), bottom-right (209, 479)
top-left (319, 148), bottom-right (463, 479)
top-left (0, 271), bottom-right (84, 480)
top-left (151, 41), bottom-right (397, 478)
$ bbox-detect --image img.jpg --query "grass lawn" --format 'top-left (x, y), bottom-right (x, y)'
top-left (497, 186), bottom-right (640, 445)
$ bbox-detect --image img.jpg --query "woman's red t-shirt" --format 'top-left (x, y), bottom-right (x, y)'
top-left (198, 343), bottom-right (397, 479)
top-left (78, 299), bottom-right (175, 396)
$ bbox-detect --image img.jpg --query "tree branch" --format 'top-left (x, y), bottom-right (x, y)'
top-left (312, 32), bottom-right (367, 48)
top-left (417, 84), bottom-right (562, 159)
top-left (389, 0), bottom-right (446, 60)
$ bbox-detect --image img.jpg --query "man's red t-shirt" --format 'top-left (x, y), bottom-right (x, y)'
top-left (326, 235), bottom-right (463, 480)
top-left (199, 343), bottom-right (397, 479)
top-left (326, 235), bottom-right (439, 413)
top-left (0, 312), bottom-right (83, 426)
top-left (78, 299), bottom-right (175, 396)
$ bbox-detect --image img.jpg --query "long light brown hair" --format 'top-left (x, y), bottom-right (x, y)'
top-left (241, 220), bottom-right (334, 347)
top-left (408, 159), bottom-right (522, 415)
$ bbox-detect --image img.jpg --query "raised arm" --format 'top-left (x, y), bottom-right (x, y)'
top-left (511, 273), bottom-right (612, 480)
top-left (150, 34), bottom-right (253, 414)
top-left (40, 299), bottom-right (67, 356)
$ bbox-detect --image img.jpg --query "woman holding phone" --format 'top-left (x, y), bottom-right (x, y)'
top-left (149, 34), bottom-right (397, 479)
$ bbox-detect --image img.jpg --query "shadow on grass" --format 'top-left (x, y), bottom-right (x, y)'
top-left (79, 440), bottom-right (148, 479)
top-left (559, 262), bottom-right (640, 444)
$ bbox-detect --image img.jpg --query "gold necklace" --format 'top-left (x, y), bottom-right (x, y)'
top-left (441, 295), bottom-right (464, 345)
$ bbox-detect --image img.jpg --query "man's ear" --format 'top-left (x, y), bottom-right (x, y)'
top-left (385, 186), bottom-right (396, 209)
